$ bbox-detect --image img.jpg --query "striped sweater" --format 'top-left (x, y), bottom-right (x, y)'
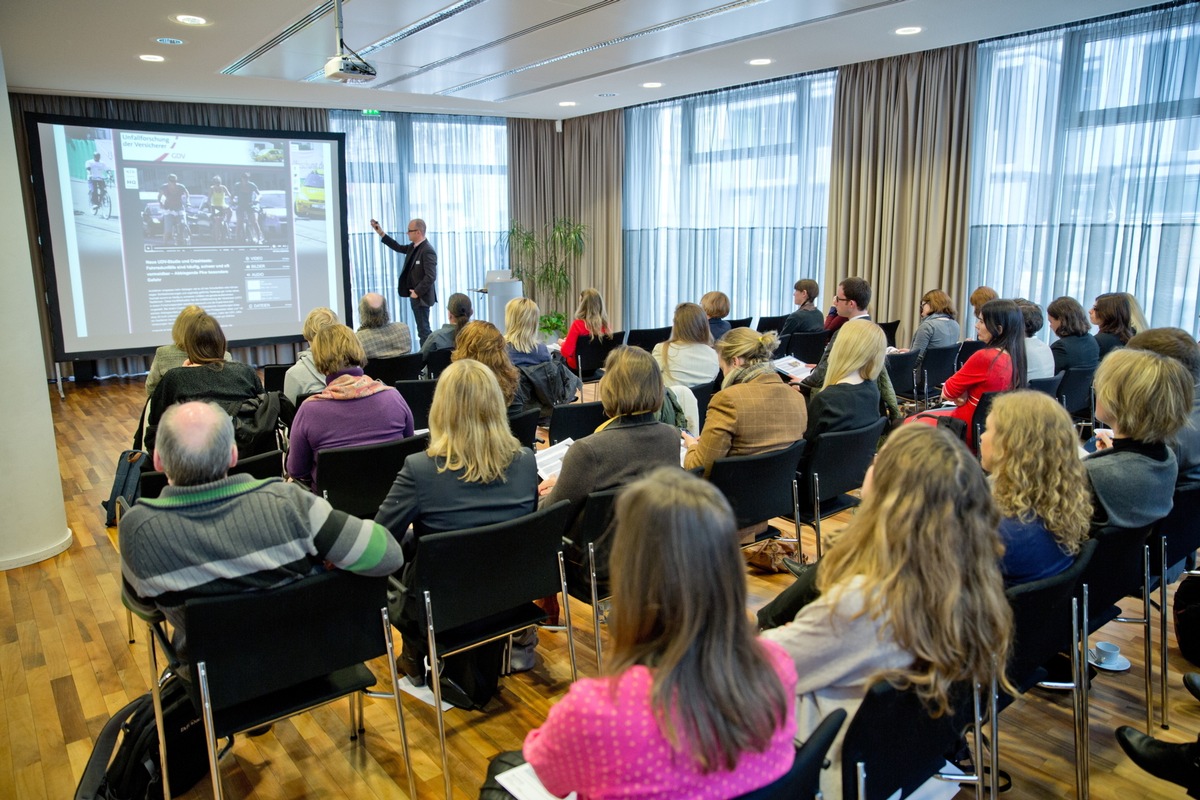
top-left (120, 474), bottom-right (402, 648)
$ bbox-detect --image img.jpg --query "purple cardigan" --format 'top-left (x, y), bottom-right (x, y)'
top-left (286, 368), bottom-right (415, 487)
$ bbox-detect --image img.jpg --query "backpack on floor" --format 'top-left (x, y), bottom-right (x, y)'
top-left (1175, 576), bottom-right (1200, 667)
top-left (75, 674), bottom-right (208, 800)
top-left (101, 450), bottom-right (150, 527)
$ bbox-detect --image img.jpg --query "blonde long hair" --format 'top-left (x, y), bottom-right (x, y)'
top-left (608, 467), bottom-right (789, 773)
top-left (171, 305), bottom-right (205, 349)
top-left (427, 360), bottom-right (523, 483)
top-left (504, 297), bottom-right (541, 353)
top-left (986, 392), bottom-right (1091, 555)
top-left (816, 425), bottom-right (1013, 715)
top-left (823, 321), bottom-right (886, 389)
top-left (574, 288), bottom-right (610, 340)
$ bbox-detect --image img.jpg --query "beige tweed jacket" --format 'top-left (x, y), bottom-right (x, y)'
top-left (684, 370), bottom-right (807, 476)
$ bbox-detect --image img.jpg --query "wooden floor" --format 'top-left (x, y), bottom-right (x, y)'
top-left (4, 376), bottom-right (1197, 798)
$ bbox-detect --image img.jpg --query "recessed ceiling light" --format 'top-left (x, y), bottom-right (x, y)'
top-left (558, 101), bottom-right (577, 107)
top-left (641, 82), bottom-right (663, 89)
top-left (747, 58), bottom-right (773, 66)
top-left (139, 54), bottom-right (166, 62)
top-left (895, 26), bottom-right (922, 35)
top-left (172, 14), bottom-right (207, 25)
top-left (155, 37), bottom-right (185, 45)
top-left (597, 92), bottom-right (617, 97)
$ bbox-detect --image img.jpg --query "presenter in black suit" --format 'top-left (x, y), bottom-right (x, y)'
top-left (371, 217), bottom-right (438, 345)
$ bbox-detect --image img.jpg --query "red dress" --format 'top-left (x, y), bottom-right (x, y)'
top-left (908, 348), bottom-right (1012, 447)
top-left (560, 318), bottom-right (608, 370)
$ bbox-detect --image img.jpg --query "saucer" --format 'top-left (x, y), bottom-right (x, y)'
top-left (1088, 651), bottom-right (1131, 672)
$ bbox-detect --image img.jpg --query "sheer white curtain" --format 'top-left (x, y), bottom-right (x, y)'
top-left (969, 3), bottom-right (1200, 336)
top-left (329, 111), bottom-right (508, 328)
top-left (623, 72), bottom-right (836, 328)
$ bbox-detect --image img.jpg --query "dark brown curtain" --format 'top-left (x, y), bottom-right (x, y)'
top-left (9, 93), bottom-right (327, 378)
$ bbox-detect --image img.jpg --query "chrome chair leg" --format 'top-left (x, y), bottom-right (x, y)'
top-left (197, 662), bottom-right (224, 800)
top-left (146, 623), bottom-right (173, 800)
top-left (1080, 586), bottom-right (1091, 799)
top-left (424, 591), bottom-right (453, 800)
top-left (127, 608), bottom-right (135, 644)
top-left (813, 474), bottom-right (823, 560)
top-left (1160, 537), bottom-right (1170, 729)
top-left (558, 552), bottom-right (578, 682)
top-left (381, 608), bottom-right (417, 800)
top-left (588, 543), bottom-right (602, 673)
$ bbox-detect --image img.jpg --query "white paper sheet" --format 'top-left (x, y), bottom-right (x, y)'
top-left (494, 762), bottom-right (576, 800)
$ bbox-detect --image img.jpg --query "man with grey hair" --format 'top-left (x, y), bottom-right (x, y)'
top-left (355, 292), bottom-right (412, 358)
top-left (120, 401), bottom-right (403, 652)
top-left (370, 217), bottom-right (438, 346)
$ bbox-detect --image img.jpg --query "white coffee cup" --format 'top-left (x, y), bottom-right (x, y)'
top-left (1092, 641), bottom-right (1121, 665)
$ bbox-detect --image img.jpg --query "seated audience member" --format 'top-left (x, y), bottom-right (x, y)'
top-left (979, 391), bottom-right (1092, 586)
top-left (284, 306), bottom-right (339, 403)
top-left (1090, 292), bottom-right (1137, 360)
top-left (760, 425), bottom-right (1013, 798)
top-left (907, 299), bottom-right (1026, 447)
top-left (903, 289), bottom-right (960, 369)
top-left (420, 292), bottom-right (472, 357)
top-left (778, 278), bottom-right (824, 338)
top-left (970, 285), bottom-right (999, 321)
top-left (652, 302), bottom-right (720, 386)
top-left (560, 288), bottom-right (612, 370)
top-left (375, 360), bottom-right (537, 684)
top-left (1085, 348), bottom-right (1192, 529)
top-left (355, 293), bottom-right (412, 359)
top-left (521, 468), bottom-right (797, 799)
top-left (503, 297), bottom-right (551, 367)
top-left (804, 320), bottom-right (884, 444)
top-left (120, 401), bottom-right (402, 656)
top-left (540, 346), bottom-right (681, 510)
top-left (701, 290), bottom-right (732, 342)
top-left (1046, 296), bottom-right (1100, 373)
top-left (286, 325), bottom-right (415, 489)
top-left (145, 304), bottom-right (231, 397)
top-left (451, 321), bottom-right (530, 414)
top-left (1128, 327), bottom-right (1200, 484)
top-left (682, 328), bottom-right (807, 476)
top-left (146, 312), bottom-right (263, 450)
top-left (1015, 299), bottom-right (1055, 380)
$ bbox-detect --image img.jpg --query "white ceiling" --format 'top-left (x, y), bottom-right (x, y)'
top-left (0, 0), bottom-right (1165, 120)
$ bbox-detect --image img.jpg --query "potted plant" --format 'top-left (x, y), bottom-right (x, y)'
top-left (503, 218), bottom-right (587, 340)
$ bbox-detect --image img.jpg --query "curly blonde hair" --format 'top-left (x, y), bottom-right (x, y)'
top-left (816, 425), bottom-right (1013, 716)
top-left (985, 391), bottom-right (1091, 556)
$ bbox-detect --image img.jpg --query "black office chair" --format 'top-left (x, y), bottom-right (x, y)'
top-left (261, 363), bottom-right (291, 393)
top-left (1056, 366), bottom-right (1096, 428)
top-left (956, 339), bottom-right (987, 369)
top-left (575, 332), bottom-right (624, 382)
top-left (409, 501), bottom-right (577, 799)
top-left (395, 378), bottom-right (437, 430)
top-left (138, 448), bottom-right (284, 501)
top-left (367, 352), bottom-right (424, 385)
top-left (626, 325), bottom-right (672, 352)
top-left (913, 345), bottom-right (959, 409)
top-left (689, 380), bottom-right (715, 433)
top-left (971, 391), bottom-right (1004, 457)
top-left (126, 572), bottom-right (416, 800)
top-left (773, 333), bottom-right (792, 358)
top-left (756, 314), bottom-right (789, 334)
top-left (885, 349), bottom-right (920, 404)
top-left (795, 418), bottom-right (887, 559)
top-left (1148, 484), bottom-right (1200, 728)
top-left (548, 400), bottom-right (608, 445)
top-left (314, 433), bottom-right (430, 518)
top-left (728, 316), bottom-right (752, 329)
top-left (562, 487), bottom-right (621, 672)
top-left (735, 709), bottom-right (848, 800)
top-left (424, 347), bottom-right (454, 379)
top-left (1027, 373), bottom-right (1064, 397)
top-left (708, 440), bottom-right (807, 549)
top-left (507, 407), bottom-right (540, 449)
top-left (788, 331), bottom-right (830, 365)
top-left (878, 319), bottom-right (900, 348)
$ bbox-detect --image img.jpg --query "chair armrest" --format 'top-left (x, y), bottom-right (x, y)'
top-left (115, 495), bottom-right (133, 525)
top-left (121, 580), bottom-right (163, 623)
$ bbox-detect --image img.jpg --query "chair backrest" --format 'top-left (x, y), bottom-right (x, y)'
top-left (708, 440), bottom-right (807, 528)
top-left (956, 339), bottom-right (986, 369)
top-left (1028, 373), bottom-right (1064, 397)
top-left (841, 680), bottom-right (971, 800)
top-left (878, 320), bottom-right (900, 349)
top-left (424, 347), bottom-right (454, 379)
top-left (756, 314), bottom-right (789, 334)
top-left (1005, 538), bottom-right (1098, 691)
top-left (626, 326), bottom-right (672, 352)
top-left (410, 501), bottom-right (575, 633)
top-left (507, 407), bottom-right (540, 449)
top-left (138, 450), bottom-right (283, 500)
top-left (1155, 484), bottom-right (1200, 571)
top-left (735, 709), bottom-right (847, 800)
top-left (262, 363), bottom-right (291, 393)
top-left (1057, 366), bottom-right (1096, 418)
top-left (772, 334), bottom-right (792, 358)
top-left (918, 345), bottom-right (960, 391)
top-left (576, 332), bottom-right (625, 379)
top-left (728, 316), bottom-right (752, 329)
top-left (315, 433), bottom-right (430, 517)
top-left (395, 379), bottom-right (438, 430)
top-left (368, 352), bottom-right (425, 385)
top-left (788, 331), bottom-right (830, 365)
top-left (972, 391), bottom-right (1004, 454)
top-left (689, 380), bottom-right (715, 433)
top-left (563, 487), bottom-right (622, 596)
top-left (884, 350), bottom-right (920, 397)
top-left (549, 401), bottom-right (608, 445)
top-left (798, 418), bottom-right (887, 505)
top-left (138, 468), bottom-right (170, 500)
top-left (1082, 523), bottom-right (1153, 628)
top-left (184, 571), bottom-right (388, 712)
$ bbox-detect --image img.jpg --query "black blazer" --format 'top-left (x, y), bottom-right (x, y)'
top-left (382, 235), bottom-right (438, 307)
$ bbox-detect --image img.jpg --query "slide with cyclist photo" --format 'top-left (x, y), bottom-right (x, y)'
top-left (27, 116), bottom-right (350, 360)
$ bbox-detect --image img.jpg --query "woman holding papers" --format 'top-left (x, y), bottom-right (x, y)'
top-left (522, 467), bottom-right (798, 799)
top-left (802, 320), bottom-right (885, 444)
top-left (682, 328), bottom-right (806, 476)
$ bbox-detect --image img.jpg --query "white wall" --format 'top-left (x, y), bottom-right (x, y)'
top-left (0, 44), bottom-right (72, 569)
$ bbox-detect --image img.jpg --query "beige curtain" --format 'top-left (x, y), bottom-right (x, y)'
top-left (507, 111), bottom-right (624, 328)
top-left (9, 93), bottom-right (328, 380)
top-left (826, 44), bottom-right (976, 345)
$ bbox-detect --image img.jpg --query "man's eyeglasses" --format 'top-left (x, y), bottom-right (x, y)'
top-left (835, 296), bottom-right (848, 303)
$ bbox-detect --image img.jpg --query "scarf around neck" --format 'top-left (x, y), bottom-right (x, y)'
top-left (721, 359), bottom-right (776, 391)
top-left (313, 372), bottom-right (392, 401)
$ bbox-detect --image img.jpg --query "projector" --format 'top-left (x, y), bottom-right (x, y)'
top-left (325, 56), bottom-right (377, 84)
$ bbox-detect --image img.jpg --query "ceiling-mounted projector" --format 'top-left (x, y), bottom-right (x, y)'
top-left (325, 55), bottom-right (376, 83)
